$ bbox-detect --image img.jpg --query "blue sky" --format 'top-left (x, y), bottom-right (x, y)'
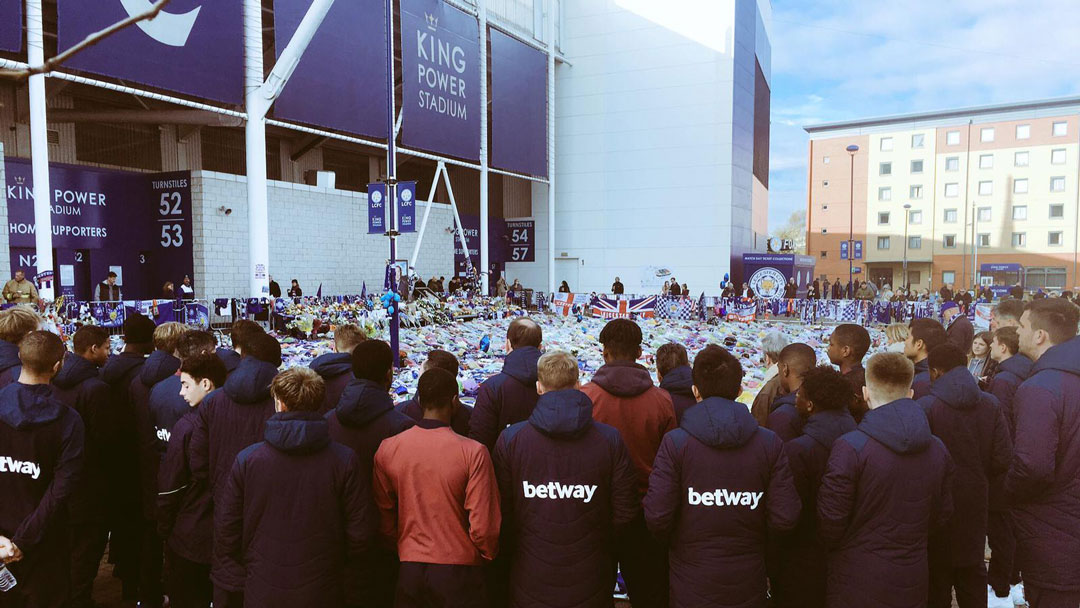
top-left (767, 0), bottom-right (1080, 233)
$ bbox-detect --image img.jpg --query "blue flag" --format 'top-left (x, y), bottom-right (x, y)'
top-left (316, 283), bottom-right (323, 298)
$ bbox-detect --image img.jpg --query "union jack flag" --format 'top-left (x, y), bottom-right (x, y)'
top-left (592, 295), bottom-right (656, 320)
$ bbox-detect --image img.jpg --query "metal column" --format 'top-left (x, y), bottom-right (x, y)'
top-left (478, 0), bottom-right (490, 295)
top-left (546, 0), bottom-right (557, 295)
top-left (26, 0), bottom-right (54, 299)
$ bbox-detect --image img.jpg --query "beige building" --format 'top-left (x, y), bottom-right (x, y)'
top-left (805, 97), bottom-right (1080, 293)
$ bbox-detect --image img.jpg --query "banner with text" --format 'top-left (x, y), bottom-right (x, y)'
top-left (454, 214), bottom-right (509, 277)
top-left (400, 0), bottom-right (481, 161)
top-left (397, 181), bottom-right (417, 233)
top-left (367, 183), bottom-right (387, 234)
top-left (490, 29), bottom-right (548, 177)
top-left (0, 0), bottom-right (21, 52)
top-left (505, 219), bottom-right (535, 262)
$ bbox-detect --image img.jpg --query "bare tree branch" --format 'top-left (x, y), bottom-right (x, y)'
top-left (0, 0), bottom-right (173, 81)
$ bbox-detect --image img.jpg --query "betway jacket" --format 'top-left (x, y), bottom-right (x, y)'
top-left (157, 407), bottom-right (212, 564)
top-left (51, 353), bottom-right (112, 524)
top-left (470, 346), bottom-right (542, 450)
top-left (99, 352), bottom-right (147, 535)
top-left (988, 354), bottom-right (1033, 436)
top-left (131, 349), bottom-right (180, 517)
top-left (658, 365), bottom-right (696, 424)
top-left (644, 396), bottom-right (801, 608)
top-left (765, 391), bottom-right (804, 443)
top-left (493, 389), bottom-right (638, 608)
top-left (0, 338), bottom-right (21, 388)
top-left (308, 352), bottom-right (352, 414)
top-left (912, 358), bottom-right (932, 400)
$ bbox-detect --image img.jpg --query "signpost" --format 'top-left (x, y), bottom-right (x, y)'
top-left (506, 220), bottom-right (535, 262)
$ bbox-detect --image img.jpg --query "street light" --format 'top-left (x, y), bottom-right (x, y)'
top-left (846, 144), bottom-right (859, 295)
top-left (903, 203), bottom-right (912, 290)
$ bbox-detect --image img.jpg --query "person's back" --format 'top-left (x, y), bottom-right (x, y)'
top-left (644, 346), bottom-right (800, 608)
top-left (493, 352), bottom-right (638, 608)
top-left (398, 349), bottom-right (472, 437)
top-left (309, 324), bottom-right (366, 414)
top-left (656, 343), bottom-right (695, 424)
top-left (471, 318), bottom-right (543, 450)
top-left (0, 307), bottom-right (39, 389)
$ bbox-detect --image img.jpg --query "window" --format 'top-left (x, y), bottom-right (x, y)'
top-left (947, 130), bottom-right (961, 145)
top-left (943, 234), bottom-right (957, 248)
top-left (1051, 176), bottom-right (1066, 192)
top-left (879, 186), bottom-right (892, 201)
top-left (1053, 121), bottom-right (1068, 137)
top-left (910, 184), bottom-right (924, 199)
top-left (1014, 179), bottom-right (1029, 194)
top-left (981, 127), bottom-right (995, 142)
top-left (943, 271), bottom-right (956, 285)
top-left (978, 207), bottom-right (992, 222)
top-left (1052, 148), bottom-right (1067, 165)
top-left (979, 154), bottom-right (993, 169)
top-left (821, 250), bottom-right (828, 258)
top-left (978, 181), bottom-right (993, 196)
top-left (908, 271), bottom-right (922, 285)
top-left (1051, 204), bottom-right (1065, 218)
top-left (946, 156), bottom-right (960, 171)
top-left (944, 183), bottom-right (959, 197)
top-left (911, 159), bottom-right (924, 174)
top-left (879, 162), bottom-right (892, 176)
top-left (1027, 267), bottom-right (1067, 290)
top-left (1012, 232), bottom-right (1027, 247)
top-left (1013, 205), bottom-right (1027, 220)
top-left (877, 236), bottom-right (891, 249)
top-left (880, 137), bottom-right (894, 151)
top-left (878, 212), bottom-right (890, 225)
top-left (908, 236), bottom-right (922, 249)
top-left (1049, 232), bottom-right (1063, 246)
top-left (911, 133), bottom-right (925, 148)
top-left (1016, 124), bottom-right (1031, 139)
top-left (823, 156), bottom-right (830, 164)
top-left (978, 233), bottom-right (991, 247)
top-left (1015, 151), bottom-right (1029, 167)
top-left (944, 208), bottom-right (958, 223)
top-left (909, 210), bottom-right (923, 224)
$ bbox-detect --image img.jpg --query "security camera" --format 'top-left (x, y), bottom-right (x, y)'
top-left (218, 206), bottom-right (233, 215)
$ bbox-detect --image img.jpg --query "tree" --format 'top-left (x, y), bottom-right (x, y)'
top-left (771, 210), bottom-right (807, 253)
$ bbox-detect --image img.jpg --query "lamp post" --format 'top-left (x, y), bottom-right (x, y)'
top-left (903, 203), bottom-right (912, 290)
top-left (846, 144), bottom-right (860, 294)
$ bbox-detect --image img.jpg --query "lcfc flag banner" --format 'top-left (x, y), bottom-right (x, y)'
top-left (0, 0), bottom-right (21, 52)
top-left (368, 183), bottom-right (387, 234)
top-left (400, 0), bottom-right (481, 161)
top-left (273, 0), bottom-right (388, 138)
top-left (59, 0), bottom-right (243, 104)
top-left (398, 181), bottom-right (417, 233)
top-left (490, 29), bottom-right (548, 177)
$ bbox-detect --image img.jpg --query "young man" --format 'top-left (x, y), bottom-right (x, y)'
top-left (917, 344), bottom-right (1012, 608)
top-left (50, 325), bottom-right (113, 608)
top-left (398, 350), bottom-right (472, 436)
top-left (644, 345), bottom-right (800, 608)
top-left (657, 343), bottom-right (695, 424)
top-left (308, 323), bottom-right (365, 413)
top-left (942, 301), bottom-right (975, 353)
top-left (217, 368), bottom-right (373, 607)
top-left (770, 366), bottom-right (856, 608)
top-left (988, 327), bottom-right (1033, 436)
top-left (0, 306), bottom-right (39, 388)
top-left (326, 339), bottom-right (414, 608)
top-left (1007, 298), bottom-right (1080, 607)
top-left (581, 318), bottom-right (676, 608)
top-left (751, 331), bottom-right (789, 425)
top-left (826, 324), bottom-right (872, 422)
top-left (227, 319), bottom-right (264, 360)
top-left (905, 318), bottom-right (948, 399)
top-left (190, 331), bottom-right (281, 607)
top-left (766, 343), bottom-right (817, 442)
top-left (148, 331), bottom-right (219, 464)
top-left (990, 298), bottom-right (1025, 332)
top-left (0, 331), bottom-right (84, 608)
top-left (470, 318), bottom-right (542, 450)
top-left (493, 351), bottom-right (638, 608)
top-left (818, 352), bottom-right (954, 608)
top-left (373, 368), bottom-right (501, 608)
top-left (157, 352), bottom-right (227, 608)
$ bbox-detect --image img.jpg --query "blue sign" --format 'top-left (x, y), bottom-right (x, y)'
top-left (398, 181), bottom-right (417, 233)
top-left (59, 0), bottom-right (244, 103)
top-left (490, 29), bottom-right (548, 177)
top-left (273, 0), bottom-right (388, 138)
top-left (0, 0), bottom-right (21, 52)
top-left (367, 183), bottom-right (386, 234)
top-left (400, 0), bottom-right (481, 161)
top-left (981, 263), bottom-right (1022, 273)
top-left (840, 241), bottom-right (848, 260)
top-left (853, 240), bottom-right (863, 259)
top-left (506, 219), bottom-right (535, 262)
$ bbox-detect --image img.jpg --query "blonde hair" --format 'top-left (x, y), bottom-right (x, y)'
top-left (153, 322), bottom-right (187, 354)
top-left (884, 322), bottom-right (910, 345)
top-left (537, 350), bottom-right (579, 391)
top-left (0, 306), bottom-right (41, 343)
top-left (271, 367), bottom-right (326, 412)
top-left (865, 352), bottom-right (915, 404)
top-left (333, 324), bottom-right (366, 353)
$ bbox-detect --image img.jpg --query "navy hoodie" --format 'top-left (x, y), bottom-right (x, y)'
top-left (51, 353), bottom-right (112, 524)
top-left (470, 346), bottom-right (542, 450)
top-left (189, 356), bottom-right (279, 592)
top-left (918, 366), bottom-right (1012, 567)
top-left (818, 399), bottom-right (954, 608)
top-left (493, 389), bottom-right (638, 608)
top-left (659, 365), bottom-right (696, 424)
top-left (765, 391), bottom-right (804, 443)
top-left (1005, 336), bottom-right (1080, 591)
top-left (216, 347), bottom-right (241, 375)
top-left (644, 396), bottom-right (800, 608)
top-left (98, 352), bottom-right (147, 524)
top-left (308, 352), bottom-right (353, 414)
top-left (0, 338), bottom-right (21, 388)
top-left (157, 406), bottom-right (212, 565)
top-left (912, 358), bottom-right (931, 399)
top-left (131, 349), bottom-right (180, 517)
top-left (217, 412), bottom-right (374, 608)
top-left (988, 354), bottom-right (1033, 436)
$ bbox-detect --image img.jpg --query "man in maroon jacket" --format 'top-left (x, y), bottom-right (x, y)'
top-left (470, 318), bottom-right (542, 450)
top-left (308, 323), bottom-right (365, 414)
top-left (657, 343), bottom-right (695, 424)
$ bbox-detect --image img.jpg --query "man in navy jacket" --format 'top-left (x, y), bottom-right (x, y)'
top-left (766, 343), bottom-right (817, 442)
top-left (818, 352), bottom-right (954, 608)
top-left (493, 350), bottom-right (638, 608)
top-left (397, 350), bottom-right (472, 436)
top-left (0, 331), bottom-right (84, 608)
top-left (644, 345), bottom-right (800, 608)
top-left (904, 318), bottom-right (948, 399)
top-left (918, 344), bottom-right (1012, 608)
top-left (1008, 298), bottom-right (1080, 607)
top-left (0, 306), bottom-right (39, 389)
top-left (217, 368), bottom-right (374, 608)
top-left (826, 324), bottom-right (871, 422)
top-left (470, 318), bottom-right (542, 451)
top-left (308, 323), bottom-right (365, 414)
top-left (657, 343), bottom-right (695, 424)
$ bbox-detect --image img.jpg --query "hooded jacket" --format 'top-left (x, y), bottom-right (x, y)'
top-left (189, 356), bottom-right (279, 592)
top-left (308, 352), bottom-right (353, 414)
top-left (644, 397), bottom-right (800, 608)
top-left (0, 339), bottom-right (21, 388)
top-left (157, 404), bottom-right (212, 565)
top-left (912, 357), bottom-right (932, 399)
top-left (397, 396), bottom-right (472, 437)
top-left (51, 353), bottom-right (112, 524)
top-left (841, 364), bottom-right (869, 423)
top-left (583, 361), bottom-right (677, 497)
top-left (131, 349), bottom-right (180, 516)
top-left (493, 389), bottom-right (638, 608)
top-left (765, 391), bottom-right (804, 443)
top-left (216, 412), bottom-right (374, 608)
top-left (659, 365), bottom-right (696, 424)
top-left (817, 399), bottom-right (954, 608)
top-left (988, 354), bottom-right (1034, 436)
top-left (1004, 336), bottom-right (1080, 591)
top-left (99, 352), bottom-right (147, 528)
top-left (470, 346), bottom-right (542, 450)
top-left (216, 347), bottom-right (241, 375)
top-left (946, 313), bottom-right (975, 354)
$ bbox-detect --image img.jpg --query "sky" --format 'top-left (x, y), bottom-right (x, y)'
top-left (767, 0), bottom-right (1080, 234)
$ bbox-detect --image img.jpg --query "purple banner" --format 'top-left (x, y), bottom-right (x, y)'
top-left (272, 0), bottom-right (388, 138)
top-left (400, 0), bottom-right (481, 161)
top-left (59, 0), bottom-right (243, 103)
top-left (490, 29), bottom-right (548, 177)
top-left (398, 181), bottom-right (416, 233)
top-left (0, 0), bottom-right (21, 52)
top-left (368, 183), bottom-right (386, 234)
top-left (505, 219), bottom-right (534, 262)
top-left (454, 214), bottom-right (509, 276)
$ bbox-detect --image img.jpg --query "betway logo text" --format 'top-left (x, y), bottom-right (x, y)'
top-left (156, 427), bottom-right (171, 443)
top-left (522, 480), bottom-right (597, 503)
top-left (688, 487), bottom-right (763, 509)
top-left (0, 456), bottom-right (42, 480)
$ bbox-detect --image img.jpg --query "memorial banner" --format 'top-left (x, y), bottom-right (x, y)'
top-left (490, 29), bottom-right (548, 177)
top-left (0, 0), bottom-right (21, 52)
top-left (398, 181), bottom-right (417, 233)
top-left (367, 183), bottom-right (387, 234)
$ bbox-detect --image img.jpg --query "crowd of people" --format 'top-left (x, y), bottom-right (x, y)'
top-left (0, 294), bottom-right (1078, 608)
